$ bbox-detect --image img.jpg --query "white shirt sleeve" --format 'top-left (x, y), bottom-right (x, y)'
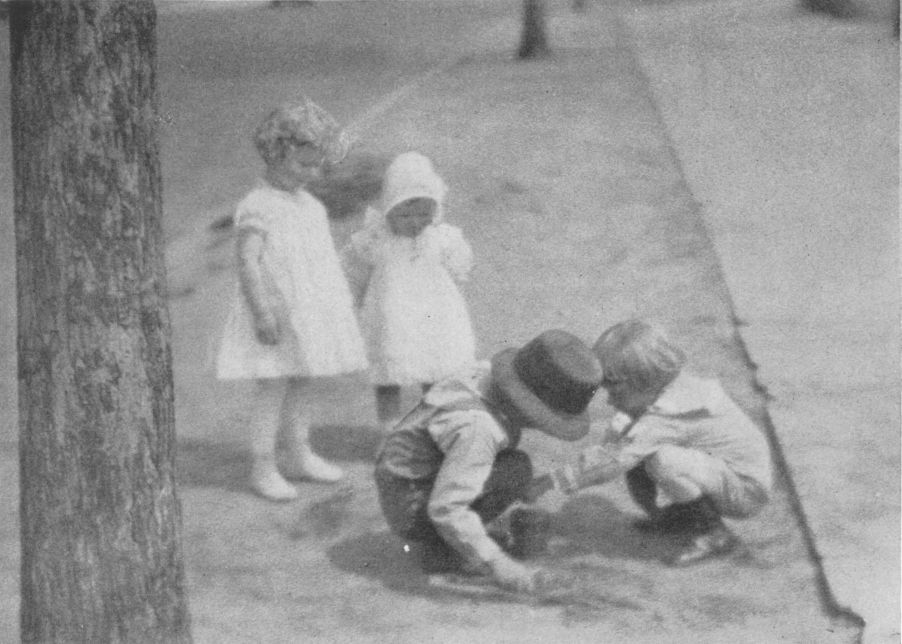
top-left (426, 409), bottom-right (509, 567)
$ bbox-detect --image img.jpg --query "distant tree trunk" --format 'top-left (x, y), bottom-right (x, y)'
top-left (10, 1), bottom-right (191, 642)
top-left (894, 0), bottom-right (900, 37)
top-left (799, 0), bottom-right (857, 18)
top-left (518, 0), bottom-right (549, 59)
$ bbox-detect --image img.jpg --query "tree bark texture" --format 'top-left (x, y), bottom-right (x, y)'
top-left (10, 1), bottom-right (191, 641)
top-left (518, 0), bottom-right (549, 59)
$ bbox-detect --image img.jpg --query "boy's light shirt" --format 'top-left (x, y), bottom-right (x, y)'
top-left (390, 361), bottom-right (510, 568)
top-left (560, 374), bottom-right (772, 494)
top-left (424, 361), bottom-right (510, 567)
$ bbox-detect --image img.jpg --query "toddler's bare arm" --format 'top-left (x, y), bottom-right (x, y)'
top-left (236, 228), bottom-right (281, 345)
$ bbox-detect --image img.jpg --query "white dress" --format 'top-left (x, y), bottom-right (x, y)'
top-left (343, 218), bottom-right (477, 386)
top-left (216, 184), bottom-right (368, 380)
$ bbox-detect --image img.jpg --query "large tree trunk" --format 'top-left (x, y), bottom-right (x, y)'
top-left (10, 1), bottom-right (191, 641)
top-left (518, 0), bottom-right (549, 59)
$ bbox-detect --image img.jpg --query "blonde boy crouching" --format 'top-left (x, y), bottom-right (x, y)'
top-left (531, 320), bottom-right (773, 566)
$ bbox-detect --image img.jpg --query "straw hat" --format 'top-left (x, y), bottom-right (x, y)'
top-left (490, 330), bottom-right (603, 441)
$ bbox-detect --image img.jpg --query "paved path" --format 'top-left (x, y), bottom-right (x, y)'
top-left (622, 1), bottom-right (899, 640)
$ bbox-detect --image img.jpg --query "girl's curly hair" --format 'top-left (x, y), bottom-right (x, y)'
top-left (253, 98), bottom-right (351, 166)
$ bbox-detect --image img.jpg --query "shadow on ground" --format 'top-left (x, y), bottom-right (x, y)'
top-left (177, 439), bottom-right (248, 492)
top-left (552, 494), bottom-right (678, 562)
top-left (327, 529), bottom-right (456, 599)
top-left (326, 495), bottom-right (668, 595)
top-left (177, 424), bottom-right (379, 491)
top-left (310, 424), bottom-right (382, 462)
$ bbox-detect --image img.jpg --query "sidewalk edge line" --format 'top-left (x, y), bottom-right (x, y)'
top-left (611, 5), bottom-right (866, 638)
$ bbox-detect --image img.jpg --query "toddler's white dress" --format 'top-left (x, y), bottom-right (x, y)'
top-left (217, 184), bottom-right (368, 380)
top-left (343, 211), bottom-right (476, 386)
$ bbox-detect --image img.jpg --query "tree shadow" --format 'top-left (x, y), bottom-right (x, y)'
top-left (309, 424), bottom-right (382, 463)
top-left (549, 493), bottom-right (678, 563)
top-left (176, 439), bottom-right (248, 492)
top-left (175, 424), bottom-right (378, 494)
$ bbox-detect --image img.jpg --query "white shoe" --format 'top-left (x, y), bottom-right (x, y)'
top-left (251, 460), bottom-right (298, 502)
top-left (284, 446), bottom-right (344, 484)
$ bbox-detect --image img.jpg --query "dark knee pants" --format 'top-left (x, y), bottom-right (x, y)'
top-left (375, 449), bottom-right (532, 545)
top-left (626, 461), bottom-right (658, 516)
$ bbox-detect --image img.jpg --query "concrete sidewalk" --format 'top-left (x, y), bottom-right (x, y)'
top-left (621, 0), bottom-right (899, 641)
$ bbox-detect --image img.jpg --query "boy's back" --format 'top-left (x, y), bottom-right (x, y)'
top-left (619, 373), bottom-right (772, 491)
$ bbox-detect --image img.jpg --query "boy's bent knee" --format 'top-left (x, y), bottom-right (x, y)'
top-left (626, 463), bottom-right (658, 514)
top-left (645, 445), bottom-right (700, 480)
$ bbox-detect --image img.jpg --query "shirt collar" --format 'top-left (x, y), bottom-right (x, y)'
top-left (646, 372), bottom-right (717, 417)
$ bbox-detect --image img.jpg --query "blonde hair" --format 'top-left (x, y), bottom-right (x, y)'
top-left (593, 319), bottom-right (686, 392)
top-left (253, 98), bottom-right (350, 167)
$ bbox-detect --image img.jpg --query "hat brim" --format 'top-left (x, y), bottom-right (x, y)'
top-left (490, 348), bottom-right (591, 442)
top-left (384, 189), bottom-right (440, 218)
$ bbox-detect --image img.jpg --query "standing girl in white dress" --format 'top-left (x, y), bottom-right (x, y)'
top-left (342, 152), bottom-right (476, 431)
top-left (217, 99), bottom-right (368, 501)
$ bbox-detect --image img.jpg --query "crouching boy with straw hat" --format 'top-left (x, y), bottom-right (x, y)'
top-left (374, 330), bottom-right (603, 593)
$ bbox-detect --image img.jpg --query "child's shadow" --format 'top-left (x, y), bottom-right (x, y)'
top-left (327, 530), bottom-right (453, 600)
top-left (309, 424), bottom-right (382, 463)
top-left (551, 494), bottom-right (677, 563)
top-left (176, 425), bottom-right (380, 493)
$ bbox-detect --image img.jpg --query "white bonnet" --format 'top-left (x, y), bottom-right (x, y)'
top-left (380, 152), bottom-right (447, 219)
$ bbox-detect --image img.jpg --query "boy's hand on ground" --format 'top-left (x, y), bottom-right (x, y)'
top-left (489, 555), bottom-right (536, 594)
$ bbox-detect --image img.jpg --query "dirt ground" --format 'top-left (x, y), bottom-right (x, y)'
top-left (0, 1), bottom-right (866, 642)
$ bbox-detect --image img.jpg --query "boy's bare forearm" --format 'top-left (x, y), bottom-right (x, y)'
top-left (528, 446), bottom-right (623, 498)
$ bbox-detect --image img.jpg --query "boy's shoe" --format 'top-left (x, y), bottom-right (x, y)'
top-left (633, 503), bottom-right (698, 534)
top-left (487, 525), bottom-right (516, 555)
top-left (669, 523), bottom-right (739, 566)
top-left (283, 446), bottom-right (344, 483)
top-left (251, 459), bottom-right (299, 502)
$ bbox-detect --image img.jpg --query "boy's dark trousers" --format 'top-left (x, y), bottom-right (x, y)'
top-left (375, 449), bottom-right (532, 572)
